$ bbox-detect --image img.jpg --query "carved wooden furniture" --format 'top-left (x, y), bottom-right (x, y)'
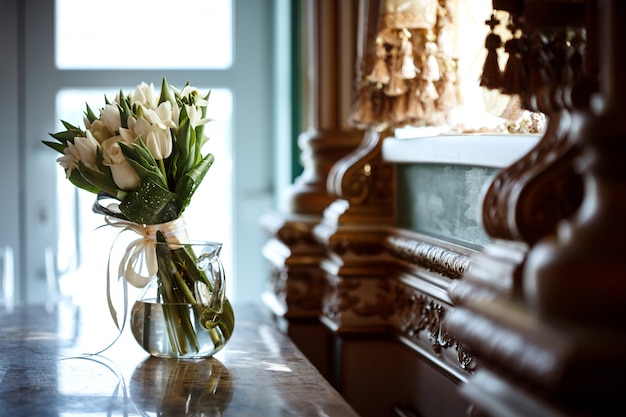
top-left (262, 0), bottom-right (624, 416)
top-left (446, 1), bottom-right (626, 416)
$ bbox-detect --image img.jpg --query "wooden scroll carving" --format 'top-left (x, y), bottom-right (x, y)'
top-left (323, 128), bottom-right (397, 224)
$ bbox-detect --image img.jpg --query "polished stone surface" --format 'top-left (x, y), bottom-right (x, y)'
top-left (0, 302), bottom-right (359, 417)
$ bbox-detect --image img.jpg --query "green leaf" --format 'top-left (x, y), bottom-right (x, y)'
top-left (118, 92), bottom-right (132, 129)
top-left (61, 120), bottom-right (83, 131)
top-left (119, 141), bottom-right (168, 189)
top-left (84, 103), bottom-right (97, 124)
top-left (77, 161), bottom-right (120, 197)
top-left (172, 116), bottom-right (191, 181)
top-left (68, 169), bottom-right (100, 194)
top-left (119, 178), bottom-right (182, 224)
top-left (158, 77), bottom-right (176, 106)
top-left (95, 147), bottom-right (115, 186)
top-left (187, 123), bottom-right (197, 168)
top-left (175, 153), bottom-right (214, 211)
top-left (48, 131), bottom-right (77, 144)
top-left (42, 140), bottom-right (66, 154)
top-left (92, 192), bottom-right (127, 219)
top-left (48, 121), bottom-right (85, 145)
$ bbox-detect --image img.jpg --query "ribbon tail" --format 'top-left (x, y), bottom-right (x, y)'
top-left (89, 230), bottom-right (130, 356)
top-left (122, 240), bottom-right (157, 288)
top-left (107, 235), bottom-right (122, 331)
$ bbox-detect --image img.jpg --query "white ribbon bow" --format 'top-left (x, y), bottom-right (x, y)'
top-left (106, 216), bottom-right (189, 287)
top-left (103, 216), bottom-right (189, 331)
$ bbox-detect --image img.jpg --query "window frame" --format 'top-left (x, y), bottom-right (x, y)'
top-left (7, 0), bottom-right (275, 304)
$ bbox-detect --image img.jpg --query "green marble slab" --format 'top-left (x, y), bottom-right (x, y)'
top-left (397, 163), bottom-right (498, 248)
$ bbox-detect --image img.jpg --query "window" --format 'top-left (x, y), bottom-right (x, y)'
top-left (8, 0), bottom-right (273, 306)
top-left (55, 0), bottom-right (233, 69)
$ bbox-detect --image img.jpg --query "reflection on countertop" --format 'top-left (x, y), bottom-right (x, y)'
top-left (0, 302), bottom-right (359, 417)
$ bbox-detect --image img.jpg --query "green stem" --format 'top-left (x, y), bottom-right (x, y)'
top-left (171, 267), bottom-right (197, 304)
top-left (153, 231), bottom-right (235, 354)
top-left (158, 276), bottom-right (186, 354)
top-left (156, 234), bottom-right (199, 354)
top-left (157, 158), bottom-right (168, 186)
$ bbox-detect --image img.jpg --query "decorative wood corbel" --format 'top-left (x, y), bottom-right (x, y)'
top-left (450, 2), bottom-right (587, 303)
top-left (447, 2), bottom-right (626, 415)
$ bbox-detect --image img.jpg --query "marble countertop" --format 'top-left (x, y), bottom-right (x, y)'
top-left (0, 302), bottom-right (359, 417)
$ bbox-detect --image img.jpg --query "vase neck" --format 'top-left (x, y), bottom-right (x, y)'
top-left (145, 217), bottom-right (189, 243)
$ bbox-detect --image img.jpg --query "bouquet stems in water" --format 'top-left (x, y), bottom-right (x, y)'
top-left (153, 231), bottom-right (234, 356)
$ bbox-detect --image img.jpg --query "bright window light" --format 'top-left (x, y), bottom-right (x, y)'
top-left (55, 0), bottom-right (232, 69)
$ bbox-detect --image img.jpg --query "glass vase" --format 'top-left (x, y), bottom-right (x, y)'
top-left (129, 240), bottom-right (235, 358)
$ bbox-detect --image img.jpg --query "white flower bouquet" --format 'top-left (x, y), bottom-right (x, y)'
top-left (44, 78), bottom-right (234, 357)
top-left (46, 78), bottom-right (213, 224)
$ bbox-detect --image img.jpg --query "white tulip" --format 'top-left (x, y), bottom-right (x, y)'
top-left (73, 131), bottom-right (100, 170)
top-left (178, 85), bottom-right (208, 106)
top-left (57, 147), bottom-right (78, 178)
top-left (129, 116), bottom-right (151, 141)
top-left (128, 114), bottom-right (173, 160)
top-left (143, 102), bottom-right (177, 130)
top-left (119, 124), bottom-right (138, 143)
top-left (132, 82), bottom-right (158, 109)
top-left (87, 119), bottom-right (113, 144)
top-left (100, 103), bottom-right (122, 135)
top-left (185, 104), bottom-right (212, 129)
top-left (144, 127), bottom-right (173, 161)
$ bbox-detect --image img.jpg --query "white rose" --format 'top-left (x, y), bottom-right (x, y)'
top-left (101, 136), bottom-right (141, 191)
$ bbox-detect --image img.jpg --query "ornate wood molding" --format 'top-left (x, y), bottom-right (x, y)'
top-left (385, 235), bottom-right (471, 280)
top-left (394, 284), bottom-right (476, 374)
top-left (267, 262), bottom-right (327, 316)
top-left (315, 226), bottom-right (477, 377)
top-left (449, 239), bottom-right (529, 302)
top-left (320, 256), bottom-right (476, 377)
top-left (322, 273), bottom-right (395, 325)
